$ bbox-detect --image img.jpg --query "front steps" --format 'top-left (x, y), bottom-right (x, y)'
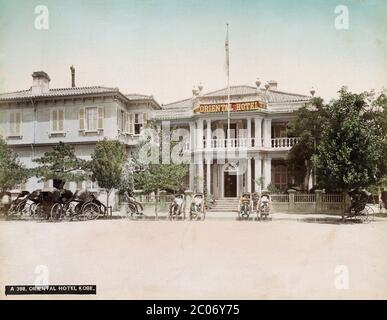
top-left (209, 198), bottom-right (239, 212)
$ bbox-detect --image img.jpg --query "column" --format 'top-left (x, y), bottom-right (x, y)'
top-left (189, 122), bottom-right (195, 190)
top-left (246, 158), bottom-right (252, 193)
top-left (196, 119), bottom-right (204, 150)
top-left (254, 156), bottom-right (262, 193)
top-left (197, 159), bottom-right (204, 193)
top-left (254, 117), bottom-right (262, 147)
top-left (189, 122), bottom-right (195, 152)
top-left (263, 156), bottom-right (272, 190)
top-left (189, 162), bottom-right (195, 191)
top-left (206, 119), bottom-right (212, 149)
top-left (246, 118), bottom-right (251, 147)
top-left (263, 118), bottom-right (272, 148)
top-left (206, 160), bottom-right (211, 196)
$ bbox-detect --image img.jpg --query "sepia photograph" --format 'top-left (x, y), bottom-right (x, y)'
top-left (0, 0), bottom-right (386, 306)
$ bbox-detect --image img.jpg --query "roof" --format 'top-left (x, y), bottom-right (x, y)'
top-left (163, 85), bottom-right (310, 110)
top-left (0, 86), bottom-right (122, 102)
top-left (125, 94), bottom-right (161, 109)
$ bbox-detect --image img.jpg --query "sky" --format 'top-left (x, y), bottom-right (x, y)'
top-left (0, 0), bottom-right (386, 105)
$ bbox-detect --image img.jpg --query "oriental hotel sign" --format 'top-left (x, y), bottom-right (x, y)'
top-left (194, 101), bottom-right (266, 114)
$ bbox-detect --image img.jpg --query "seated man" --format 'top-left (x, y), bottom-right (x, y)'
top-left (191, 194), bottom-right (203, 213)
top-left (238, 193), bottom-right (252, 214)
top-left (170, 194), bottom-right (184, 215)
top-left (257, 193), bottom-right (272, 213)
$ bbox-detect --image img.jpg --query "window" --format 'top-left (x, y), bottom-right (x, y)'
top-left (51, 109), bottom-right (64, 132)
top-left (134, 113), bottom-right (147, 135)
top-left (9, 111), bottom-right (22, 136)
top-left (273, 164), bottom-right (288, 191)
top-left (80, 107), bottom-right (104, 131)
top-left (86, 107), bottom-right (98, 131)
top-left (118, 110), bottom-right (126, 132)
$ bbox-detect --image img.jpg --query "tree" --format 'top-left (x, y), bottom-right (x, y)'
top-left (132, 122), bottom-right (189, 216)
top-left (287, 97), bottom-right (326, 190)
top-left (0, 136), bottom-right (29, 193)
top-left (33, 141), bottom-right (86, 189)
top-left (88, 139), bottom-right (128, 208)
top-left (315, 88), bottom-right (386, 192)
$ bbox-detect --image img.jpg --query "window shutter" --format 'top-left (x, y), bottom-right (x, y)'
top-left (9, 112), bottom-right (15, 135)
top-left (15, 112), bottom-right (21, 134)
top-left (138, 113), bottom-right (143, 124)
top-left (79, 108), bottom-right (85, 130)
top-left (129, 113), bottom-right (134, 134)
top-left (98, 107), bottom-right (104, 129)
top-left (52, 110), bottom-right (57, 131)
top-left (117, 110), bottom-right (122, 131)
top-left (143, 113), bottom-right (148, 124)
top-left (58, 109), bottom-right (64, 131)
top-left (125, 112), bottom-right (129, 133)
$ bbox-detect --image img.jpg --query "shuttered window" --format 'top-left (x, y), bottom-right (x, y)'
top-left (79, 108), bottom-right (85, 130)
top-left (51, 109), bottom-right (64, 132)
top-left (86, 107), bottom-right (98, 131)
top-left (9, 111), bottom-right (22, 136)
top-left (98, 107), bottom-right (104, 129)
top-left (129, 113), bottom-right (134, 134)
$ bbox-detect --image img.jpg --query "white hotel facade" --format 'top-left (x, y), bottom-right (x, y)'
top-left (0, 70), bottom-right (311, 200)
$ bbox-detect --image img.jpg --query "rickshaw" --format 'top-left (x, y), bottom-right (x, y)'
top-left (238, 192), bottom-right (253, 220)
top-left (190, 193), bottom-right (205, 220)
top-left (122, 190), bottom-right (144, 218)
top-left (169, 194), bottom-right (185, 220)
top-left (344, 189), bottom-right (375, 223)
top-left (257, 193), bottom-right (272, 221)
top-left (50, 189), bottom-right (104, 221)
top-left (7, 191), bottom-right (32, 217)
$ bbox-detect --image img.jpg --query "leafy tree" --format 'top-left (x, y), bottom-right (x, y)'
top-left (33, 141), bottom-right (86, 189)
top-left (315, 88), bottom-right (386, 192)
top-left (88, 139), bottom-right (128, 208)
top-left (0, 136), bottom-right (29, 193)
top-left (132, 122), bottom-right (189, 216)
top-left (287, 97), bottom-right (325, 190)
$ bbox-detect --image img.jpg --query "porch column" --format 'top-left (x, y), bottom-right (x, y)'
top-left (254, 156), bottom-right (262, 193)
top-left (263, 118), bottom-right (272, 148)
top-left (263, 156), bottom-right (272, 190)
top-left (246, 157), bottom-right (252, 193)
top-left (189, 122), bottom-right (195, 152)
top-left (206, 160), bottom-right (211, 196)
top-left (189, 161), bottom-right (195, 191)
top-left (254, 117), bottom-right (262, 147)
top-left (197, 159), bottom-right (204, 193)
top-left (196, 119), bottom-right (204, 150)
top-left (206, 119), bottom-right (212, 149)
top-left (246, 118), bottom-right (251, 147)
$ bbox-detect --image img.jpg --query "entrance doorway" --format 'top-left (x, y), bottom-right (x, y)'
top-left (222, 163), bottom-right (239, 198)
top-left (224, 172), bottom-right (237, 197)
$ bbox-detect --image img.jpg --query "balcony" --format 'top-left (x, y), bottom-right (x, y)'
top-left (194, 137), bottom-right (298, 151)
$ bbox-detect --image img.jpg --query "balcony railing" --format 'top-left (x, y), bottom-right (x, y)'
top-left (271, 137), bottom-right (298, 149)
top-left (194, 137), bottom-right (298, 151)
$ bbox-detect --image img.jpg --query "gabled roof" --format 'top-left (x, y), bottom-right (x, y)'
top-left (0, 86), bottom-right (123, 102)
top-left (125, 93), bottom-right (161, 109)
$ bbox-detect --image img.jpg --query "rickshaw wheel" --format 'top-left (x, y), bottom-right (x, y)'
top-left (83, 202), bottom-right (100, 220)
top-left (50, 203), bottom-right (63, 222)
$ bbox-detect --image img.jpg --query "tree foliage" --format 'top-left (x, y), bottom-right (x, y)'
top-left (288, 88), bottom-right (387, 192)
top-left (0, 136), bottom-right (29, 192)
top-left (33, 141), bottom-right (86, 189)
top-left (132, 122), bottom-right (189, 194)
top-left (287, 97), bottom-right (325, 189)
top-left (88, 139), bottom-right (128, 206)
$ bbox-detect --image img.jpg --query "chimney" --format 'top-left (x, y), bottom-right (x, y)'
top-left (31, 71), bottom-right (50, 94)
top-left (70, 65), bottom-right (75, 87)
top-left (268, 80), bottom-right (278, 90)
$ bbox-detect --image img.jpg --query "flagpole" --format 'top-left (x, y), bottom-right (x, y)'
top-left (226, 23), bottom-right (230, 142)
